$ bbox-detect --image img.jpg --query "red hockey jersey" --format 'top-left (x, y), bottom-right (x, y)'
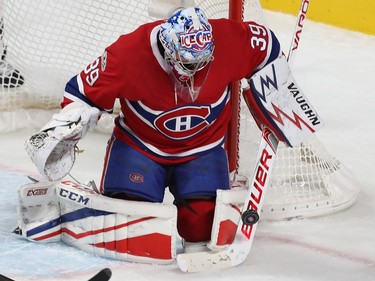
top-left (63, 19), bottom-right (281, 164)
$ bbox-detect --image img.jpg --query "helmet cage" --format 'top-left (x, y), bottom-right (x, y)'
top-left (165, 44), bottom-right (214, 76)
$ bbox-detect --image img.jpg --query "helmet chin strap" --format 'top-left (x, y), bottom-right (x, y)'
top-left (170, 61), bottom-right (212, 104)
top-left (182, 75), bottom-right (199, 102)
top-left (171, 67), bottom-right (198, 104)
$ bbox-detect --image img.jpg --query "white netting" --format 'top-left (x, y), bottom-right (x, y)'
top-left (1, 0), bottom-right (152, 112)
top-left (0, 0), bottom-right (359, 219)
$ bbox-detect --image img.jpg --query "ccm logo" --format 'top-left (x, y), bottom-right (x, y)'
top-left (27, 188), bottom-right (48, 196)
top-left (59, 187), bottom-right (89, 205)
top-left (241, 148), bottom-right (272, 239)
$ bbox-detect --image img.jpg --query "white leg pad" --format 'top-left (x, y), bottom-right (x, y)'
top-left (17, 180), bottom-right (178, 264)
top-left (57, 181), bottom-right (177, 264)
top-left (17, 181), bottom-right (61, 242)
top-left (208, 177), bottom-right (249, 252)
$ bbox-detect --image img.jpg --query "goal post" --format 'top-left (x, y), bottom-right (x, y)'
top-left (226, 0), bottom-right (244, 173)
top-left (0, 0), bottom-right (360, 220)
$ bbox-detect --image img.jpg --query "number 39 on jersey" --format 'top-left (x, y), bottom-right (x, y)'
top-left (249, 23), bottom-right (268, 52)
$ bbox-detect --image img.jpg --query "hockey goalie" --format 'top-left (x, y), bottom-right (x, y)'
top-left (16, 4), bottom-right (323, 266)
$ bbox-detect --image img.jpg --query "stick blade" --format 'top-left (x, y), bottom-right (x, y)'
top-left (88, 268), bottom-right (112, 281)
top-left (0, 274), bottom-right (15, 281)
top-left (177, 251), bottom-right (231, 272)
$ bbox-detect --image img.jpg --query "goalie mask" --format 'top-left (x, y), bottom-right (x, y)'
top-left (159, 7), bottom-right (214, 102)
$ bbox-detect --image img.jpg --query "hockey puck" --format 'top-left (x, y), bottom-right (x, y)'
top-left (241, 209), bottom-right (259, 225)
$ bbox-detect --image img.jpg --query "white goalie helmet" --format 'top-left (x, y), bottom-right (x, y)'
top-left (159, 7), bottom-right (214, 102)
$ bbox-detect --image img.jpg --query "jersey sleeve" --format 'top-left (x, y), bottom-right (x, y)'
top-left (242, 21), bottom-right (282, 76)
top-left (211, 20), bottom-right (282, 81)
top-left (62, 38), bottom-right (127, 112)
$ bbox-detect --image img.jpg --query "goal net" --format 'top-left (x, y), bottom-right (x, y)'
top-left (0, 0), bottom-right (360, 220)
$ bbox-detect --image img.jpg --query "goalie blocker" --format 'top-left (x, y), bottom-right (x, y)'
top-left (244, 55), bottom-right (324, 147)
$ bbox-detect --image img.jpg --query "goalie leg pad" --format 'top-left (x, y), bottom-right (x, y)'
top-left (207, 182), bottom-right (248, 252)
top-left (57, 181), bottom-right (178, 264)
top-left (17, 181), bottom-right (62, 242)
top-left (17, 180), bottom-right (178, 264)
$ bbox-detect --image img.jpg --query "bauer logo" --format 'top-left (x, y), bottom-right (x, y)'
top-left (241, 147), bottom-right (272, 239)
top-left (27, 188), bottom-right (48, 196)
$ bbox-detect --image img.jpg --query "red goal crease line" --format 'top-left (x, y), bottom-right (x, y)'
top-left (257, 232), bottom-right (375, 267)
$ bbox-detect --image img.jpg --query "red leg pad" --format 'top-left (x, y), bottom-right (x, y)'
top-left (177, 199), bottom-right (216, 242)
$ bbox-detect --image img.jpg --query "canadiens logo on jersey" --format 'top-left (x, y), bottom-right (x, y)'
top-left (125, 90), bottom-right (228, 142)
top-left (154, 105), bottom-right (211, 140)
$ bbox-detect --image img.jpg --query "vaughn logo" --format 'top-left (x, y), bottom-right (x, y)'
top-left (287, 82), bottom-right (321, 126)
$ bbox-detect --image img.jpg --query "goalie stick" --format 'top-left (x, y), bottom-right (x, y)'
top-left (177, 128), bottom-right (279, 272)
top-left (287, 0), bottom-right (310, 67)
top-left (0, 268), bottom-right (112, 281)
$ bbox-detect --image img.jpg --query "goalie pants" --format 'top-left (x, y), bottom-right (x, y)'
top-left (100, 136), bottom-right (231, 242)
